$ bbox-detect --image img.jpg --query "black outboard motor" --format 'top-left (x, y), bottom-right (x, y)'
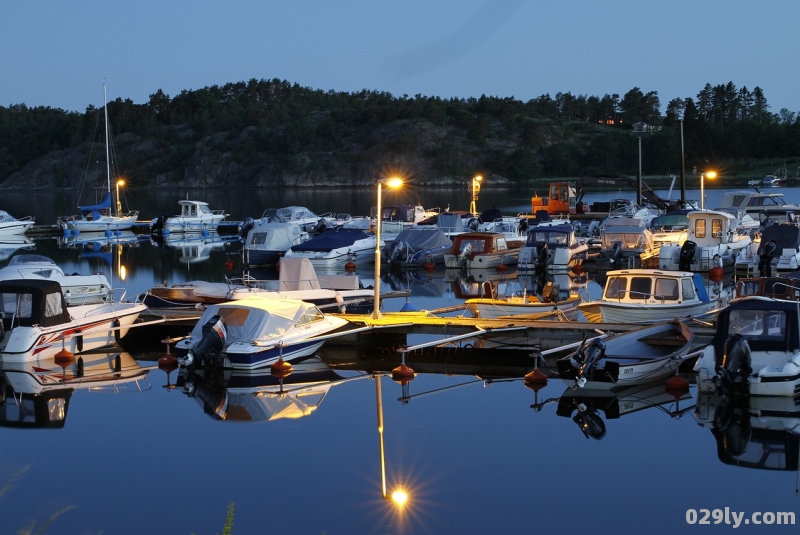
top-left (182, 315), bottom-right (227, 368)
top-left (574, 338), bottom-right (606, 388)
top-left (678, 240), bottom-right (697, 271)
top-left (238, 216), bottom-right (255, 238)
top-left (150, 215), bottom-right (167, 235)
top-left (518, 218), bottom-right (529, 234)
top-left (312, 218), bottom-right (327, 235)
top-left (607, 240), bottom-right (623, 266)
top-left (757, 239), bottom-right (778, 277)
top-left (714, 334), bottom-right (752, 397)
top-left (534, 242), bottom-right (549, 272)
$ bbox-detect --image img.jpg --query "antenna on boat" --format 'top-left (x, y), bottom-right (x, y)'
top-left (104, 82), bottom-right (112, 205)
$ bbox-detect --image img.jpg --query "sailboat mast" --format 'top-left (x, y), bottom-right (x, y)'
top-left (103, 83), bottom-right (112, 203)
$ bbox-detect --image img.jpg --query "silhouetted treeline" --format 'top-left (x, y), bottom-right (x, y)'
top-left (1, 79), bottom-right (798, 185)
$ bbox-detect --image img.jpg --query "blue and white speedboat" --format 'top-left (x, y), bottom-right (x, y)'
top-left (284, 228), bottom-right (378, 269)
top-left (174, 298), bottom-right (350, 370)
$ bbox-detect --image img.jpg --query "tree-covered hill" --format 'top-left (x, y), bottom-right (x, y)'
top-left (1, 79), bottom-right (798, 190)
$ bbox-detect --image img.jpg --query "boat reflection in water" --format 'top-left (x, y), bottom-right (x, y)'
top-left (694, 389), bottom-right (800, 493)
top-left (175, 356), bottom-right (370, 422)
top-left (531, 381), bottom-right (694, 440)
top-left (151, 232), bottom-right (241, 264)
top-left (0, 350), bottom-right (151, 428)
top-left (0, 237), bottom-right (35, 262)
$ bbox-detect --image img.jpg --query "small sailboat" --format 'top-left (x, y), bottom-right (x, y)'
top-left (61, 83), bottom-right (138, 233)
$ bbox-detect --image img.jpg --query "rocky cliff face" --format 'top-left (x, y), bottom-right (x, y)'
top-left (0, 117), bottom-right (557, 190)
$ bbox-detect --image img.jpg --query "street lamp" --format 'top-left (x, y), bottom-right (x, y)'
top-left (376, 374), bottom-right (409, 506)
top-left (700, 171), bottom-right (716, 210)
top-left (373, 177), bottom-right (403, 319)
top-left (115, 179), bottom-right (125, 216)
top-left (469, 175), bottom-right (482, 217)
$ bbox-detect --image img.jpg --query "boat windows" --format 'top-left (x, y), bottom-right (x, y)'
top-left (681, 278), bottom-right (696, 300)
top-left (198, 204), bottom-right (211, 215)
top-left (729, 309), bottom-right (786, 341)
top-left (45, 292), bottom-right (63, 317)
top-left (695, 219), bottom-right (706, 239)
top-left (1, 292), bottom-right (33, 318)
top-left (711, 219), bottom-right (723, 237)
top-left (604, 276), bottom-right (627, 299)
top-left (217, 307), bottom-right (250, 327)
top-left (460, 239), bottom-right (486, 253)
top-left (495, 238), bottom-right (508, 251)
top-left (295, 307), bottom-right (325, 327)
top-left (629, 277), bottom-right (652, 300)
top-left (654, 278), bottom-right (680, 300)
top-left (602, 233), bottom-right (645, 250)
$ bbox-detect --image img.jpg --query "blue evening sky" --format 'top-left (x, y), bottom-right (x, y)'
top-left (2, 0), bottom-right (798, 115)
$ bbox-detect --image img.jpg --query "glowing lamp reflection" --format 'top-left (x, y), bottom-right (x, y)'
top-left (391, 490), bottom-right (408, 505)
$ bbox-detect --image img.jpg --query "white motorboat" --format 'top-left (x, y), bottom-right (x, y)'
top-left (658, 210), bottom-right (752, 271)
top-left (465, 292), bottom-right (582, 319)
top-left (242, 222), bottom-right (309, 267)
top-left (152, 231), bottom-right (236, 264)
top-left (518, 221), bottom-right (588, 272)
top-left (695, 296), bottom-right (800, 397)
top-left (0, 254), bottom-right (113, 304)
top-left (443, 232), bottom-right (522, 270)
top-left (60, 84), bottom-right (139, 233)
top-left (173, 297), bottom-right (351, 370)
top-left (150, 200), bottom-right (228, 234)
top-left (0, 210), bottom-right (35, 235)
top-left (577, 269), bottom-right (727, 324)
top-left (556, 320), bottom-right (697, 390)
top-left (717, 189), bottom-right (800, 224)
top-left (592, 217), bottom-right (656, 270)
top-left (0, 279), bottom-right (146, 364)
top-left (736, 222), bottom-right (800, 276)
top-left (284, 228), bottom-right (378, 269)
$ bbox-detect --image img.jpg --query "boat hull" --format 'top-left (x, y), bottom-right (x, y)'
top-left (466, 297), bottom-right (581, 319)
top-left (593, 301), bottom-right (719, 324)
top-left (66, 215), bottom-right (139, 232)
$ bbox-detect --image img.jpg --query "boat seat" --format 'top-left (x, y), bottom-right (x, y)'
top-left (637, 332), bottom-right (687, 346)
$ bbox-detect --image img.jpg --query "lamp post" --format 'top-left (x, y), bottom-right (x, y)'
top-left (115, 179), bottom-right (125, 217)
top-left (375, 373), bottom-right (409, 506)
top-left (469, 175), bottom-right (482, 217)
top-left (700, 171), bottom-right (716, 210)
top-left (373, 177), bottom-right (403, 320)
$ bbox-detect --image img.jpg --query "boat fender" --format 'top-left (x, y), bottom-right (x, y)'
top-left (76, 356), bottom-right (84, 378)
top-left (679, 241), bottom-right (697, 271)
top-left (715, 334), bottom-right (752, 396)
top-left (75, 329), bottom-right (83, 353)
top-left (112, 318), bottom-right (121, 342)
top-left (187, 315), bottom-right (227, 367)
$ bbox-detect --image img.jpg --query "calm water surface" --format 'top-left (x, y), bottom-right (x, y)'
top-left (0, 186), bottom-right (798, 534)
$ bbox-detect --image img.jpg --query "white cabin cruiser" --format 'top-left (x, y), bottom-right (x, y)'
top-left (658, 210), bottom-right (752, 271)
top-left (150, 200), bottom-right (228, 234)
top-left (0, 279), bottom-right (146, 364)
top-left (284, 228), bottom-right (378, 269)
top-left (0, 210), bottom-right (35, 235)
top-left (736, 223), bottom-right (800, 276)
top-left (518, 221), bottom-right (588, 272)
top-left (243, 222), bottom-right (309, 267)
top-left (0, 254), bottom-right (112, 304)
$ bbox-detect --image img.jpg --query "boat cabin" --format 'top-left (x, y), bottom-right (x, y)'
top-left (0, 279), bottom-right (71, 331)
top-left (685, 210), bottom-right (737, 246)
top-left (734, 276), bottom-right (800, 301)
top-left (380, 205), bottom-right (438, 223)
top-left (525, 223), bottom-right (581, 249)
top-left (600, 217), bottom-right (654, 252)
top-left (601, 269), bottom-right (708, 305)
top-left (710, 298), bottom-right (800, 360)
top-left (179, 200), bottom-right (217, 218)
top-left (451, 232), bottom-right (514, 258)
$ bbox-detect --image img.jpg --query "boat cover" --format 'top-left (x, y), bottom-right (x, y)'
top-left (386, 228), bottom-right (451, 254)
top-left (758, 224), bottom-right (800, 253)
top-left (0, 279), bottom-right (71, 328)
top-left (77, 192), bottom-right (112, 220)
top-left (478, 207), bottom-right (503, 223)
top-left (525, 224), bottom-right (574, 246)
top-left (278, 257), bottom-right (322, 291)
top-left (290, 228), bottom-right (369, 253)
top-left (436, 213), bottom-right (466, 233)
top-left (246, 222), bottom-right (304, 251)
top-left (190, 298), bottom-right (320, 347)
top-left (711, 298), bottom-right (800, 357)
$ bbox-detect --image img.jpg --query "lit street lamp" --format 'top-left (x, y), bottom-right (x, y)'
top-left (373, 177), bottom-right (403, 319)
top-left (700, 171), bottom-right (716, 210)
top-left (469, 175), bottom-right (482, 216)
top-left (115, 179), bottom-right (125, 216)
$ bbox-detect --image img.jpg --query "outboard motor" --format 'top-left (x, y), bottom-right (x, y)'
top-left (467, 218), bottom-right (479, 231)
top-left (534, 242), bottom-right (549, 272)
top-left (150, 215), bottom-right (166, 235)
top-left (607, 240), bottom-right (623, 266)
top-left (312, 218), bottom-right (327, 235)
top-left (573, 338), bottom-right (606, 388)
top-left (678, 240), bottom-right (697, 271)
top-left (182, 315), bottom-right (227, 368)
top-left (458, 242), bottom-right (472, 265)
top-left (388, 242), bottom-right (405, 264)
top-left (518, 218), bottom-right (529, 235)
top-left (714, 334), bottom-right (752, 397)
top-left (238, 216), bottom-right (255, 238)
top-left (757, 239), bottom-right (778, 277)
top-left (711, 395), bottom-right (752, 457)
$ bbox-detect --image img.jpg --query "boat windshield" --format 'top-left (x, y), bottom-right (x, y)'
top-left (728, 309), bottom-right (786, 340)
top-left (602, 232), bottom-right (646, 250)
top-left (748, 195), bottom-right (789, 207)
top-left (526, 230), bottom-right (570, 247)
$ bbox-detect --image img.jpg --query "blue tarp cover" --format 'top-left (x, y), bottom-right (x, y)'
top-left (290, 228), bottom-right (369, 252)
